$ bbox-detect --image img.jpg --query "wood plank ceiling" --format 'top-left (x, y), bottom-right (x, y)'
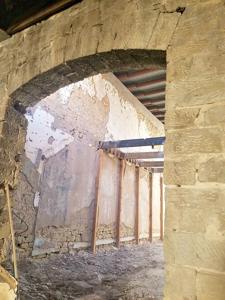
top-left (114, 69), bottom-right (166, 124)
top-left (0, 0), bottom-right (82, 34)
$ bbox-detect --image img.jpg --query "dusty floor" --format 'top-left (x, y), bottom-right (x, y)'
top-left (11, 242), bottom-right (164, 300)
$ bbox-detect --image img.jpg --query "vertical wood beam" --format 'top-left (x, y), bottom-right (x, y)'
top-left (91, 149), bottom-right (103, 254)
top-left (149, 172), bottom-right (153, 242)
top-left (116, 159), bottom-right (125, 248)
top-left (135, 166), bottom-right (140, 245)
top-left (5, 184), bottom-right (18, 279)
top-left (160, 176), bottom-right (164, 241)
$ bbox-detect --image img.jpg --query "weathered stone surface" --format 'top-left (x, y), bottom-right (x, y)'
top-left (165, 128), bottom-right (223, 155)
top-left (198, 157), bottom-right (225, 183)
top-left (196, 270), bottom-right (225, 300)
top-left (199, 104), bottom-right (225, 126)
top-left (164, 264), bottom-right (196, 300)
top-left (146, 12), bottom-right (180, 50)
top-left (0, 30), bottom-right (9, 42)
top-left (165, 107), bottom-right (200, 129)
top-left (164, 159), bottom-right (196, 185)
top-left (166, 186), bottom-right (225, 212)
top-left (0, 0), bottom-right (225, 299)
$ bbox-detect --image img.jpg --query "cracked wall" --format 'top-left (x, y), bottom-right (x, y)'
top-left (0, 0), bottom-right (225, 299)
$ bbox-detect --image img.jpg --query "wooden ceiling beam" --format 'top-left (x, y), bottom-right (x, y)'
top-left (124, 151), bottom-right (164, 160)
top-left (7, 0), bottom-right (82, 34)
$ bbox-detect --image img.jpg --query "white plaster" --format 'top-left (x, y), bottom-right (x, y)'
top-left (33, 192), bottom-right (40, 208)
top-left (25, 106), bottom-right (74, 164)
top-left (102, 77), bottom-right (157, 153)
top-left (57, 84), bottom-right (74, 104)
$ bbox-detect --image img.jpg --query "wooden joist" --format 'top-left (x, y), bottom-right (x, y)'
top-left (124, 151), bottom-right (163, 160)
top-left (135, 167), bottom-right (140, 245)
top-left (7, 0), bottom-right (82, 35)
top-left (150, 167), bottom-right (164, 173)
top-left (91, 149), bottom-right (103, 254)
top-left (99, 137), bottom-right (165, 149)
top-left (139, 161), bottom-right (164, 168)
top-left (116, 159), bottom-right (125, 248)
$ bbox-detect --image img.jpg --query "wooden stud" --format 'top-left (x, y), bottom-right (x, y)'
top-left (116, 159), bottom-right (125, 248)
top-left (4, 184), bottom-right (18, 279)
top-left (149, 172), bottom-right (153, 242)
top-left (160, 176), bottom-right (164, 241)
top-left (91, 149), bottom-right (103, 254)
top-left (135, 166), bottom-right (140, 245)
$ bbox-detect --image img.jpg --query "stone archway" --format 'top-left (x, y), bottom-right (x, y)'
top-left (1, 0), bottom-right (225, 299)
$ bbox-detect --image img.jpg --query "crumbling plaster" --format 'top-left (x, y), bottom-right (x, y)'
top-left (13, 73), bottom-right (164, 256)
top-left (0, 0), bottom-right (224, 299)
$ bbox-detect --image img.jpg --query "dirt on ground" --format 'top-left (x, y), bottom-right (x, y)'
top-left (7, 242), bottom-right (164, 300)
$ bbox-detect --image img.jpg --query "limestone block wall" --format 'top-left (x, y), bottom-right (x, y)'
top-left (12, 73), bottom-right (164, 256)
top-left (0, 0), bottom-right (225, 299)
top-left (163, 2), bottom-right (225, 299)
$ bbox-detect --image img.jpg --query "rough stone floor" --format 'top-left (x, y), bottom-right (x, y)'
top-left (15, 242), bottom-right (164, 300)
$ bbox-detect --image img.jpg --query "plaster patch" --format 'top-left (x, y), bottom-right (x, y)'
top-left (25, 106), bottom-right (74, 163)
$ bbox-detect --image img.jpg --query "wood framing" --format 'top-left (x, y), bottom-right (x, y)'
top-left (5, 184), bottom-right (18, 279)
top-left (139, 161), bottom-right (164, 168)
top-left (116, 159), bottom-right (125, 248)
top-left (91, 149), bottom-right (103, 254)
top-left (135, 166), bottom-right (140, 245)
top-left (151, 168), bottom-right (164, 173)
top-left (99, 137), bottom-right (165, 149)
top-left (160, 176), bottom-right (164, 241)
top-left (124, 151), bottom-right (164, 160)
top-left (149, 172), bottom-right (153, 242)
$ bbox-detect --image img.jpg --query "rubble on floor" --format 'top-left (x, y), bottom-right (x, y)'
top-left (6, 242), bottom-right (164, 300)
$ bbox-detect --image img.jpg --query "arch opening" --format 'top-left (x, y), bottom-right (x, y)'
top-left (3, 49), bottom-right (167, 299)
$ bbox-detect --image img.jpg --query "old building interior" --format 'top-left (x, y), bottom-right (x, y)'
top-left (1, 1), bottom-right (225, 300)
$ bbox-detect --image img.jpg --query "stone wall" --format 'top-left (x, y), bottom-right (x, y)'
top-left (0, 0), bottom-right (225, 299)
top-left (12, 73), bottom-right (164, 256)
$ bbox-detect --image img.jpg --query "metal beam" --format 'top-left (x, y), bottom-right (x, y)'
top-left (139, 161), bottom-right (164, 168)
top-left (124, 151), bottom-right (164, 160)
top-left (99, 137), bottom-right (165, 149)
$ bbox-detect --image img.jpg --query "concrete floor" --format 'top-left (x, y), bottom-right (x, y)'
top-left (14, 242), bottom-right (164, 300)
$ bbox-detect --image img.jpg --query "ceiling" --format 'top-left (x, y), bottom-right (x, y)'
top-left (114, 68), bottom-right (166, 124)
top-left (0, 0), bottom-right (82, 34)
top-left (0, 1), bottom-right (166, 124)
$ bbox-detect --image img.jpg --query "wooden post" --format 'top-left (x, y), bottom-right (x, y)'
top-left (135, 166), bottom-right (140, 245)
top-left (91, 149), bottom-right (103, 254)
top-left (160, 176), bottom-right (164, 241)
top-left (4, 184), bottom-right (18, 279)
top-left (116, 159), bottom-right (125, 248)
top-left (149, 172), bottom-right (153, 242)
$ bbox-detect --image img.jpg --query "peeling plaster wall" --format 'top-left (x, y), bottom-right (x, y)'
top-left (1, 0), bottom-right (225, 298)
top-left (12, 73), bottom-right (164, 256)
